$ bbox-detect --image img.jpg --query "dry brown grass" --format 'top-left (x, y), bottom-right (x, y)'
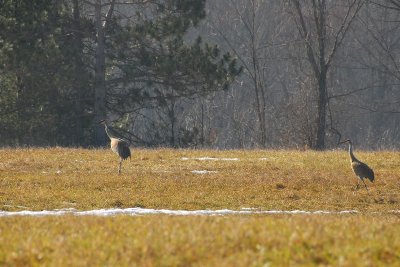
top-left (0, 148), bottom-right (399, 212)
top-left (1, 148), bottom-right (400, 266)
top-left (1, 215), bottom-right (400, 266)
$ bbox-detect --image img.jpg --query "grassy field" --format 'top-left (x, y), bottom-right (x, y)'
top-left (1, 215), bottom-right (400, 266)
top-left (0, 148), bottom-right (400, 266)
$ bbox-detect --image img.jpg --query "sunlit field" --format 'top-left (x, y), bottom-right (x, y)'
top-left (0, 148), bottom-right (399, 266)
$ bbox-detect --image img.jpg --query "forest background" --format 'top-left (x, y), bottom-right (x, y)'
top-left (0, 0), bottom-right (399, 150)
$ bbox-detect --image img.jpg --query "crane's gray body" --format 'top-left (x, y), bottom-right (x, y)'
top-left (342, 139), bottom-right (374, 192)
top-left (351, 160), bottom-right (374, 182)
top-left (110, 138), bottom-right (131, 160)
top-left (101, 121), bottom-right (131, 174)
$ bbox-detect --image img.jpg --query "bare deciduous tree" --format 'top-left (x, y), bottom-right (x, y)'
top-left (206, 0), bottom-right (288, 147)
top-left (286, 0), bottom-right (364, 149)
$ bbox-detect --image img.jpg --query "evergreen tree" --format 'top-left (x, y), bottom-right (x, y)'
top-left (104, 1), bottom-right (241, 146)
top-left (0, 0), bottom-right (93, 146)
top-left (0, 0), bottom-right (240, 147)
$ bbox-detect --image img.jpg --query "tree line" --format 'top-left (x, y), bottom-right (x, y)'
top-left (0, 0), bottom-right (241, 147)
top-left (0, 0), bottom-right (399, 150)
top-left (201, 0), bottom-right (400, 150)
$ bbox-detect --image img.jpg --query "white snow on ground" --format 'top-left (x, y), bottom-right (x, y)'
top-left (181, 157), bottom-right (239, 161)
top-left (0, 207), bottom-right (364, 217)
top-left (191, 170), bottom-right (218, 174)
top-left (240, 207), bottom-right (260, 211)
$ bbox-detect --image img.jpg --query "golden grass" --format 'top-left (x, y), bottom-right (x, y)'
top-left (1, 215), bottom-right (400, 266)
top-left (0, 148), bottom-right (399, 211)
top-left (1, 148), bottom-right (400, 266)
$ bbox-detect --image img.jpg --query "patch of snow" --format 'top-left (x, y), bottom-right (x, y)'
top-left (55, 208), bottom-right (76, 211)
top-left (191, 170), bottom-right (218, 174)
top-left (181, 157), bottom-right (239, 161)
top-left (0, 208), bottom-right (361, 217)
top-left (0, 210), bottom-right (69, 217)
top-left (389, 210), bottom-right (400, 213)
top-left (338, 210), bottom-right (359, 214)
top-left (241, 207), bottom-right (260, 211)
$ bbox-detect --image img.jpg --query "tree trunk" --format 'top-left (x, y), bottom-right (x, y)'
top-left (94, 0), bottom-right (106, 146)
top-left (169, 101), bottom-right (176, 147)
top-left (72, 0), bottom-right (85, 146)
top-left (250, 3), bottom-right (267, 148)
top-left (252, 68), bottom-right (267, 148)
top-left (316, 70), bottom-right (327, 150)
top-left (315, 0), bottom-right (327, 150)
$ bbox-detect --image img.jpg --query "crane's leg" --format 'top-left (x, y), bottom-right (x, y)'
top-left (355, 179), bottom-right (360, 191)
top-left (118, 158), bottom-right (122, 175)
top-left (361, 178), bottom-right (370, 195)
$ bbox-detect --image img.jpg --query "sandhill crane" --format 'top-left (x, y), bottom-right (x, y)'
top-left (99, 120), bottom-right (131, 174)
top-left (340, 139), bottom-right (374, 193)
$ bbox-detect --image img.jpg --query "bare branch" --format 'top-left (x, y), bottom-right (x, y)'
top-left (326, 0), bottom-right (365, 68)
top-left (289, 0), bottom-right (320, 76)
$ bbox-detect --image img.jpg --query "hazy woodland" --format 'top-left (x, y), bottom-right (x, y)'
top-left (0, 0), bottom-right (399, 150)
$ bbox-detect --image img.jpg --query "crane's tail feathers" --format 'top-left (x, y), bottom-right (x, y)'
top-left (368, 172), bottom-right (375, 182)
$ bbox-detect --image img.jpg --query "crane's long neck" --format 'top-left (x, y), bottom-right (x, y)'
top-left (348, 142), bottom-right (357, 162)
top-left (104, 124), bottom-right (115, 140)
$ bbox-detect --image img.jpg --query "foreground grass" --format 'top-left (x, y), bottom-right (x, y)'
top-left (1, 214), bottom-right (399, 266)
top-left (0, 148), bottom-right (399, 212)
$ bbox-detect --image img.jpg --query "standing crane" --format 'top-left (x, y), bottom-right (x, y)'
top-left (340, 139), bottom-right (374, 193)
top-left (99, 120), bottom-right (131, 174)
